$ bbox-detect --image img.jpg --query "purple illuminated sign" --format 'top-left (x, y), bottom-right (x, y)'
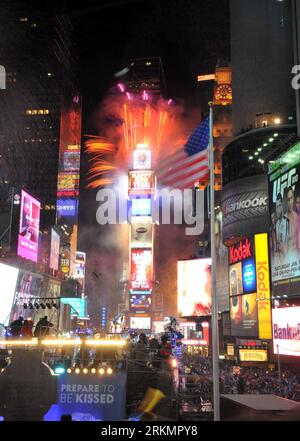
top-left (17, 190), bottom-right (40, 262)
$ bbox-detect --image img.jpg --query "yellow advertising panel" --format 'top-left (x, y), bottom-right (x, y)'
top-left (254, 233), bottom-right (272, 339)
top-left (239, 349), bottom-right (268, 362)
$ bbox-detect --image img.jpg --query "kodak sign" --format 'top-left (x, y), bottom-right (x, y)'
top-left (229, 238), bottom-right (252, 265)
top-left (254, 233), bottom-right (272, 339)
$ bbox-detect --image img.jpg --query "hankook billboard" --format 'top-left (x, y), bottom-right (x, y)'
top-left (221, 175), bottom-right (269, 243)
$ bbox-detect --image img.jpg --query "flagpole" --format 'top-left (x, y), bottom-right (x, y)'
top-left (208, 101), bottom-right (220, 421)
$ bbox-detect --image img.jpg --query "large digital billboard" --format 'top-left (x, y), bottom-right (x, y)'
top-left (268, 142), bottom-right (300, 296)
top-left (130, 248), bottom-right (152, 291)
top-left (272, 306), bottom-right (300, 357)
top-left (228, 234), bottom-right (272, 339)
top-left (49, 228), bottom-right (60, 272)
top-left (17, 189), bottom-right (41, 262)
top-left (129, 293), bottom-right (152, 311)
top-left (221, 175), bottom-right (269, 244)
top-left (0, 263), bottom-right (19, 325)
top-left (177, 258), bottom-right (212, 317)
top-left (239, 348), bottom-right (268, 362)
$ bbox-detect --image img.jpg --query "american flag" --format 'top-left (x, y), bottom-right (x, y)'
top-left (157, 117), bottom-right (210, 189)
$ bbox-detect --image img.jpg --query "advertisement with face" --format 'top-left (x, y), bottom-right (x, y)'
top-left (272, 306), bottom-right (300, 356)
top-left (268, 142), bottom-right (300, 295)
top-left (177, 258), bottom-right (212, 317)
top-left (17, 189), bottom-right (41, 262)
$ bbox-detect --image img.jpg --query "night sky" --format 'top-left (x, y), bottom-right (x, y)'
top-left (70, 0), bottom-right (230, 322)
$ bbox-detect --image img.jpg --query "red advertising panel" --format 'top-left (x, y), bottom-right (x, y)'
top-left (130, 248), bottom-right (152, 291)
top-left (177, 259), bottom-right (212, 317)
top-left (272, 306), bottom-right (300, 356)
top-left (17, 189), bottom-right (41, 262)
top-left (128, 171), bottom-right (153, 196)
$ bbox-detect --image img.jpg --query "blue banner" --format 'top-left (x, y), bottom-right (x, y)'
top-left (44, 372), bottom-right (127, 421)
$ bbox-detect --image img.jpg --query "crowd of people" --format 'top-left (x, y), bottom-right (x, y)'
top-left (8, 315), bottom-right (54, 338)
top-left (180, 353), bottom-right (300, 402)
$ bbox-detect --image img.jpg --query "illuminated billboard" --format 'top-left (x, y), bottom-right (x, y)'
top-left (130, 219), bottom-right (152, 248)
top-left (73, 251), bottom-right (86, 296)
top-left (128, 171), bottom-right (153, 196)
top-left (230, 293), bottom-right (258, 337)
top-left (57, 199), bottom-right (78, 218)
top-left (177, 258), bottom-right (212, 317)
top-left (129, 293), bottom-right (152, 311)
top-left (49, 228), bottom-right (60, 272)
top-left (239, 349), bottom-right (268, 362)
top-left (130, 316), bottom-right (151, 330)
top-left (17, 189), bottom-right (41, 262)
top-left (272, 306), bottom-right (300, 357)
top-left (133, 149), bottom-right (151, 170)
top-left (130, 248), bottom-right (152, 291)
top-left (61, 297), bottom-right (87, 318)
top-left (63, 151), bottom-right (80, 172)
top-left (255, 233), bottom-right (272, 339)
top-left (57, 173), bottom-right (80, 192)
top-left (0, 263), bottom-right (19, 325)
top-left (228, 234), bottom-right (272, 339)
top-left (131, 198), bottom-right (151, 216)
top-left (268, 142), bottom-right (300, 296)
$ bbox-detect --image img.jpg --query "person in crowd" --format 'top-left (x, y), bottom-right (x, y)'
top-left (9, 316), bottom-right (24, 338)
top-left (33, 316), bottom-right (54, 338)
top-left (275, 192), bottom-right (289, 259)
top-left (285, 186), bottom-right (298, 252)
top-left (132, 333), bottom-right (148, 369)
top-left (20, 318), bottom-right (34, 338)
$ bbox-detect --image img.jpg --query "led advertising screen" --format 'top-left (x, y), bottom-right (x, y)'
top-left (17, 189), bottom-right (41, 262)
top-left (0, 263), bottom-right (19, 325)
top-left (177, 258), bottom-right (212, 317)
top-left (49, 228), bottom-right (60, 271)
top-left (130, 219), bottom-right (152, 248)
top-left (129, 293), bottom-right (152, 311)
top-left (130, 248), bottom-right (152, 291)
top-left (63, 151), bottom-right (80, 172)
top-left (268, 142), bottom-right (300, 296)
top-left (57, 199), bottom-right (78, 218)
top-left (130, 316), bottom-right (151, 330)
top-left (57, 173), bottom-right (80, 192)
top-left (131, 198), bottom-right (151, 216)
top-left (230, 293), bottom-right (258, 337)
top-left (272, 306), bottom-right (300, 357)
top-left (239, 349), bottom-right (268, 362)
top-left (242, 258), bottom-right (257, 293)
top-left (128, 171), bottom-right (153, 196)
